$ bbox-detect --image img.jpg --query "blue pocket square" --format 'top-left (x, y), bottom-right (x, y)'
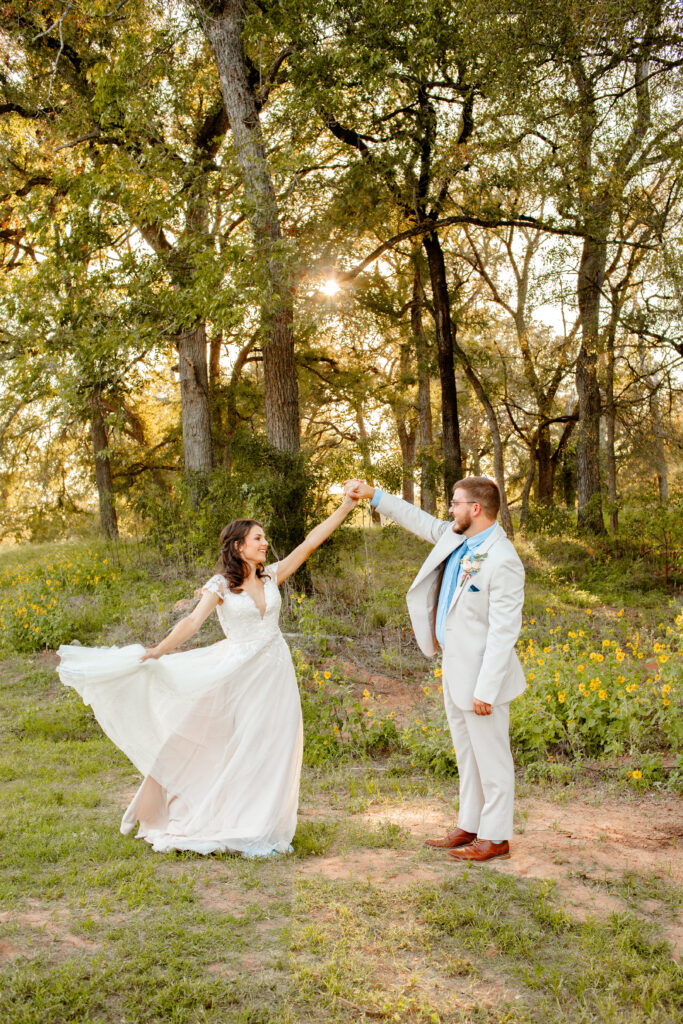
top-left (468, 584), bottom-right (481, 593)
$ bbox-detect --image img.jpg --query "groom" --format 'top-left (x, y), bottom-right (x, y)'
top-left (346, 476), bottom-right (526, 862)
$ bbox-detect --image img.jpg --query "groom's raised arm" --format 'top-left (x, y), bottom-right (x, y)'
top-left (347, 482), bottom-right (450, 546)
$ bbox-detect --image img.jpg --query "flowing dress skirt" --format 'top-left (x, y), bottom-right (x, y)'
top-left (57, 633), bottom-right (303, 856)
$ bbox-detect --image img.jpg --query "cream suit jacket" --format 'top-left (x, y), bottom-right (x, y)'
top-left (375, 492), bottom-right (526, 709)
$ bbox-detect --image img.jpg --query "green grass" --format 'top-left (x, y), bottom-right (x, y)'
top-left (0, 529), bottom-right (682, 1021)
top-left (1, 651), bottom-right (682, 1022)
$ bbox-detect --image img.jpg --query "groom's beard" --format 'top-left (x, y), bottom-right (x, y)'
top-left (451, 511), bottom-right (473, 534)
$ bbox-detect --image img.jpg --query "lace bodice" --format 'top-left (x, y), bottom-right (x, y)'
top-left (201, 564), bottom-right (281, 643)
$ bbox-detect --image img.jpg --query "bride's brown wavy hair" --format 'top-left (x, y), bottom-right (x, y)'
top-left (218, 519), bottom-right (269, 592)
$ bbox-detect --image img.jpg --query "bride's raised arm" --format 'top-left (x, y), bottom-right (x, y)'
top-left (275, 495), bottom-right (357, 584)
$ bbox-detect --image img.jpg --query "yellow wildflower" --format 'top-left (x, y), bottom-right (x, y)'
top-left (598, 690), bottom-right (607, 700)
top-left (632, 770), bottom-right (642, 780)
top-left (558, 691), bottom-right (566, 703)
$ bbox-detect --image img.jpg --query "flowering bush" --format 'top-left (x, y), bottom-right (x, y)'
top-left (294, 651), bottom-right (401, 766)
top-left (511, 606), bottom-right (683, 764)
top-left (0, 549), bottom-right (123, 652)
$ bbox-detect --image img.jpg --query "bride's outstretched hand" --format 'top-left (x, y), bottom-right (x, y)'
top-left (344, 479), bottom-right (374, 501)
top-left (140, 647), bottom-right (162, 662)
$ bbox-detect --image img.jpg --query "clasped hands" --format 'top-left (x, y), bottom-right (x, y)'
top-left (343, 478), bottom-right (373, 501)
top-left (344, 478), bottom-right (493, 717)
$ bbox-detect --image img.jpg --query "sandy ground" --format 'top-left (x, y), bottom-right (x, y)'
top-left (297, 791), bottom-right (683, 959)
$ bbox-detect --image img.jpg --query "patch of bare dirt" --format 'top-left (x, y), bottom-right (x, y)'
top-left (0, 939), bottom-right (25, 961)
top-left (36, 650), bottom-right (60, 670)
top-left (197, 882), bottom-right (253, 917)
top-left (0, 902), bottom-right (99, 957)
top-left (339, 661), bottom-right (418, 723)
top-left (327, 794), bottom-right (683, 958)
top-left (299, 849), bottom-right (448, 890)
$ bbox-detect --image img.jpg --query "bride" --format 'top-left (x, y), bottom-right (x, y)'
top-left (57, 495), bottom-right (357, 857)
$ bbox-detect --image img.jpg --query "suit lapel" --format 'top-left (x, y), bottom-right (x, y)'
top-left (446, 523), bottom-right (506, 615)
top-left (409, 527), bottom-right (466, 591)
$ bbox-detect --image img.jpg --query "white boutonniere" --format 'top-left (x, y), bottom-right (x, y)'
top-left (459, 551), bottom-right (488, 586)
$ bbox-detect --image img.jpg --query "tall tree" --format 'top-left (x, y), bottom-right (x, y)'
top-left (0, 2), bottom-right (223, 479)
top-left (191, 0), bottom-right (300, 453)
top-left (504, 0), bottom-right (683, 530)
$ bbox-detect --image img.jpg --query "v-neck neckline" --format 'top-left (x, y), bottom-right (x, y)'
top-left (240, 578), bottom-right (268, 620)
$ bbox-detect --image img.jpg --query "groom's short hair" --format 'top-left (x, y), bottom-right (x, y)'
top-left (456, 476), bottom-right (500, 518)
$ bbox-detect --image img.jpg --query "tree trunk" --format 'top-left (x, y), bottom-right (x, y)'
top-left (396, 420), bottom-right (417, 503)
top-left (222, 334), bottom-right (257, 474)
top-left (536, 424), bottom-right (554, 505)
top-left (422, 230), bottom-right (463, 502)
top-left (451, 338), bottom-right (514, 538)
top-left (643, 362), bottom-right (669, 504)
top-left (137, 221), bottom-right (215, 478)
top-left (576, 235), bottom-right (606, 533)
top-left (177, 322), bottom-right (213, 475)
top-left (209, 330), bottom-right (222, 390)
top-left (605, 317), bottom-right (618, 532)
top-left (89, 390), bottom-right (118, 540)
top-left (651, 388), bottom-right (669, 503)
top-left (656, 455), bottom-right (669, 503)
top-left (551, 407), bottom-right (579, 513)
top-left (412, 261), bottom-right (436, 513)
top-left (199, 3), bottom-right (300, 453)
top-left (519, 448), bottom-right (536, 534)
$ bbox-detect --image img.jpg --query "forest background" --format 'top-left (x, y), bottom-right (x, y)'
top-left (1, 0), bottom-right (682, 551)
top-left (1, 4), bottom-right (683, 1021)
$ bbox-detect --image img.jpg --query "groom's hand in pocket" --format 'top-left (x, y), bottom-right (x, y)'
top-left (473, 698), bottom-right (492, 716)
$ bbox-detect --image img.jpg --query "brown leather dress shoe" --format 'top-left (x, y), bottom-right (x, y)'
top-left (424, 827), bottom-right (477, 849)
top-left (446, 839), bottom-right (510, 862)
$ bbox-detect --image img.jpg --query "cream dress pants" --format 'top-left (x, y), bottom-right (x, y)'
top-left (443, 685), bottom-right (515, 840)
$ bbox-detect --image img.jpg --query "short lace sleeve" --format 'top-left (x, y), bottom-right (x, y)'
top-left (265, 562), bottom-right (279, 585)
top-left (200, 574), bottom-right (227, 604)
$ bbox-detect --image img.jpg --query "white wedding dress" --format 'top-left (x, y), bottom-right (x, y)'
top-left (57, 564), bottom-right (303, 856)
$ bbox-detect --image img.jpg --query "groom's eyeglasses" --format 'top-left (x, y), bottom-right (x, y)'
top-left (450, 500), bottom-right (478, 506)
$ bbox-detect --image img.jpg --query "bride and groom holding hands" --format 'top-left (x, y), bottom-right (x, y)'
top-left (58, 475), bottom-right (526, 862)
